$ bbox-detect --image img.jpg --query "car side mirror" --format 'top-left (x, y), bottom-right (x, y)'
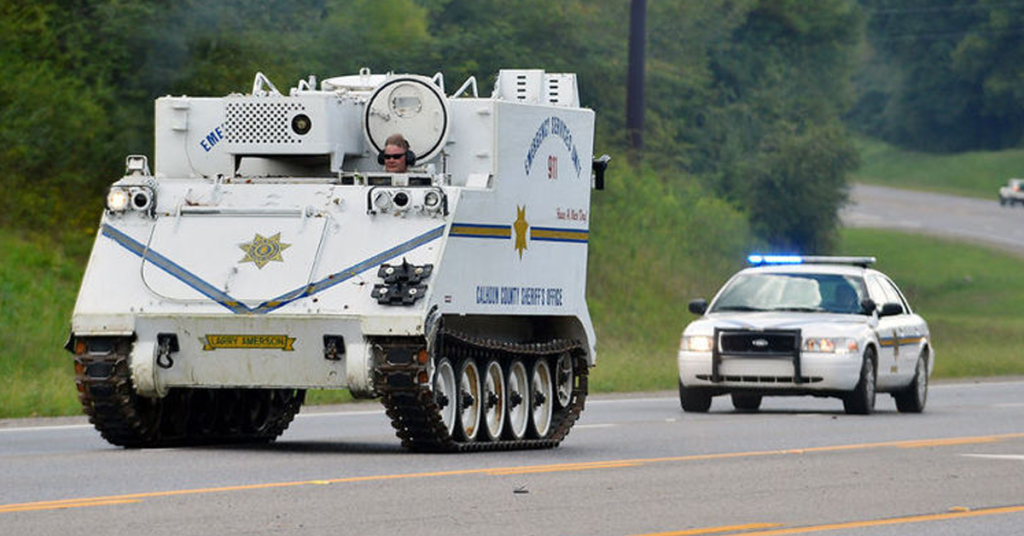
top-left (688, 299), bottom-right (708, 315)
top-left (879, 302), bottom-right (903, 317)
top-left (860, 298), bottom-right (875, 315)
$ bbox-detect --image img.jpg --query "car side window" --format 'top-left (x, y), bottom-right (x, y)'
top-left (864, 276), bottom-right (888, 313)
top-left (880, 275), bottom-right (912, 314)
top-left (870, 275), bottom-right (905, 314)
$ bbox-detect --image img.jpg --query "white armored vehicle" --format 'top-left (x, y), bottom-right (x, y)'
top-left (67, 69), bottom-right (608, 451)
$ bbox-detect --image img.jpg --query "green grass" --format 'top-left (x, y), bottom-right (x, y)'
top-left (0, 230), bottom-right (87, 417)
top-left (838, 228), bottom-right (1024, 378)
top-left (584, 168), bottom-right (750, 393)
top-left (852, 136), bottom-right (1024, 199)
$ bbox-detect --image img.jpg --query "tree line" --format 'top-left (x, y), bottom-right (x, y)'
top-left (2, 0), bottom-right (1022, 252)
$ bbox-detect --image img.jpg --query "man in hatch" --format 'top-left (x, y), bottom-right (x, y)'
top-left (380, 133), bottom-right (415, 173)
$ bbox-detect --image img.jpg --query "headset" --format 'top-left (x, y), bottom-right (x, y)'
top-left (377, 148), bottom-right (417, 167)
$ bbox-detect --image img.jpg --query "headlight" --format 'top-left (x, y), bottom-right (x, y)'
top-left (424, 191), bottom-right (440, 208)
top-left (802, 337), bottom-right (858, 354)
top-left (681, 335), bottom-right (714, 352)
top-left (373, 191), bottom-right (393, 211)
top-left (393, 190), bottom-right (410, 208)
top-left (106, 188), bottom-right (129, 212)
top-left (130, 187), bottom-right (153, 212)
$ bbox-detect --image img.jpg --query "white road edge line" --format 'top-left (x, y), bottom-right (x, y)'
top-left (0, 424), bottom-right (92, 433)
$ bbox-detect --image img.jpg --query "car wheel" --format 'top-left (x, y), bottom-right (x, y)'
top-left (679, 380), bottom-right (712, 413)
top-left (1000, 196), bottom-right (1008, 206)
top-left (843, 348), bottom-right (876, 415)
top-left (894, 353), bottom-right (928, 413)
top-left (731, 393), bottom-right (762, 412)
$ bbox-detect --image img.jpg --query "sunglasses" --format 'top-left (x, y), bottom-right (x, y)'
top-left (383, 153), bottom-right (405, 160)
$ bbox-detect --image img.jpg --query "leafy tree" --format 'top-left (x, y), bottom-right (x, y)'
top-left (695, 0), bottom-right (863, 250)
top-left (0, 0), bottom-right (865, 253)
top-left (852, 0), bottom-right (1024, 151)
top-left (746, 123), bottom-right (858, 252)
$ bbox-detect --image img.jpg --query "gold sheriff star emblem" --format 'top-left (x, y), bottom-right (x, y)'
top-left (513, 205), bottom-right (529, 259)
top-left (239, 232), bottom-right (291, 269)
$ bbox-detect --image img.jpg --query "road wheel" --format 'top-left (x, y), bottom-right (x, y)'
top-left (432, 358), bottom-right (457, 437)
top-left (529, 358), bottom-right (554, 438)
top-left (843, 349), bottom-right (877, 415)
top-left (1000, 196), bottom-right (1007, 206)
top-left (481, 360), bottom-right (506, 441)
top-left (731, 393), bottom-right (762, 412)
top-left (456, 358), bottom-right (482, 441)
top-left (505, 360), bottom-right (530, 440)
top-left (894, 353), bottom-right (928, 413)
top-left (554, 353), bottom-right (573, 408)
top-left (679, 380), bottom-right (712, 413)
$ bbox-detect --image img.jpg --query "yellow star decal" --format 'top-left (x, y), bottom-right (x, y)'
top-left (513, 205), bottom-right (529, 259)
top-left (239, 232), bottom-right (291, 269)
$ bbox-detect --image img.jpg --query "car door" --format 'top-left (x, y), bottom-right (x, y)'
top-left (879, 275), bottom-right (926, 383)
top-left (865, 275), bottom-right (899, 388)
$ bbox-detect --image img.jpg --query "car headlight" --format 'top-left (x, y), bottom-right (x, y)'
top-left (681, 335), bottom-right (714, 352)
top-left (802, 337), bottom-right (858, 354)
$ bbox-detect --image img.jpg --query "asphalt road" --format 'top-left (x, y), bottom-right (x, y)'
top-left (842, 184), bottom-right (1024, 255)
top-left (2, 381), bottom-right (1024, 536)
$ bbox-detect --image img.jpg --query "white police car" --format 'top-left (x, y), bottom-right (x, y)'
top-left (677, 255), bottom-right (932, 414)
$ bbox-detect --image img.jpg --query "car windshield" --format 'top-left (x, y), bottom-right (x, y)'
top-left (710, 272), bottom-right (868, 314)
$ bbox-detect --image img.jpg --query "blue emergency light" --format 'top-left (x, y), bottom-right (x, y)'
top-left (748, 255), bottom-right (876, 267)
top-left (747, 254), bottom-right (803, 265)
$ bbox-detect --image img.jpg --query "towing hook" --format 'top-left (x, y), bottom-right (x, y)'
top-left (156, 342), bottom-right (174, 369)
top-left (156, 334), bottom-right (179, 369)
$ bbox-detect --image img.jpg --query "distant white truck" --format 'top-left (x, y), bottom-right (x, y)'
top-left (999, 178), bottom-right (1024, 206)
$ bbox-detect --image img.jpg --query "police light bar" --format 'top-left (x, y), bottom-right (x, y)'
top-left (748, 255), bottom-right (876, 267)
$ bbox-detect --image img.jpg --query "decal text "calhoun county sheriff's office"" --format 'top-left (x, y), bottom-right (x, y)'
top-left (476, 285), bottom-right (563, 307)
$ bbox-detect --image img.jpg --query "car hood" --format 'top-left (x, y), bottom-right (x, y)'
top-left (684, 312), bottom-right (872, 338)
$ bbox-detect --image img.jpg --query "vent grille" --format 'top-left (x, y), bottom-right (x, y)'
top-left (547, 77), bottom-right (560, 104)
top-left (225, 102), bottom-right (306, 144)
top-left (515, 75), bottom-right (528, 101)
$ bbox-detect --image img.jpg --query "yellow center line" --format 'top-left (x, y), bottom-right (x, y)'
top-left (0, 499), bottom-right (141, 513)
top-left (4, 431), bottom-right (1023, 514)
top-left (626, 523), bottom-right (782, 536)
top-left (893, 437), bottom-right (1001, 448)
top-left (736, 505), bottom-right (1024, 536)
top-left (488, 462), bottom-right (644, 475)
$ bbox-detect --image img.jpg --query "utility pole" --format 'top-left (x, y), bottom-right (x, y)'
top-left (626, 0), bottom-right (646, 154)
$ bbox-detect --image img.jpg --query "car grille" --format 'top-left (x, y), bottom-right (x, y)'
top-left (711, 328), bottom-right (806, 384)
top-left (718, 330), bottom-right (799, 355)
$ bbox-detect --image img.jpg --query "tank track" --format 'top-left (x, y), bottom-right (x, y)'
top-left (71, 336), bottom-right (305, 448)
top-left (375, 326), bottom-right (589, 452)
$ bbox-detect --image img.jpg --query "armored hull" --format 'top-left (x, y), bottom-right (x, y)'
top-left (68, 69), bottom-right (605, 450)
